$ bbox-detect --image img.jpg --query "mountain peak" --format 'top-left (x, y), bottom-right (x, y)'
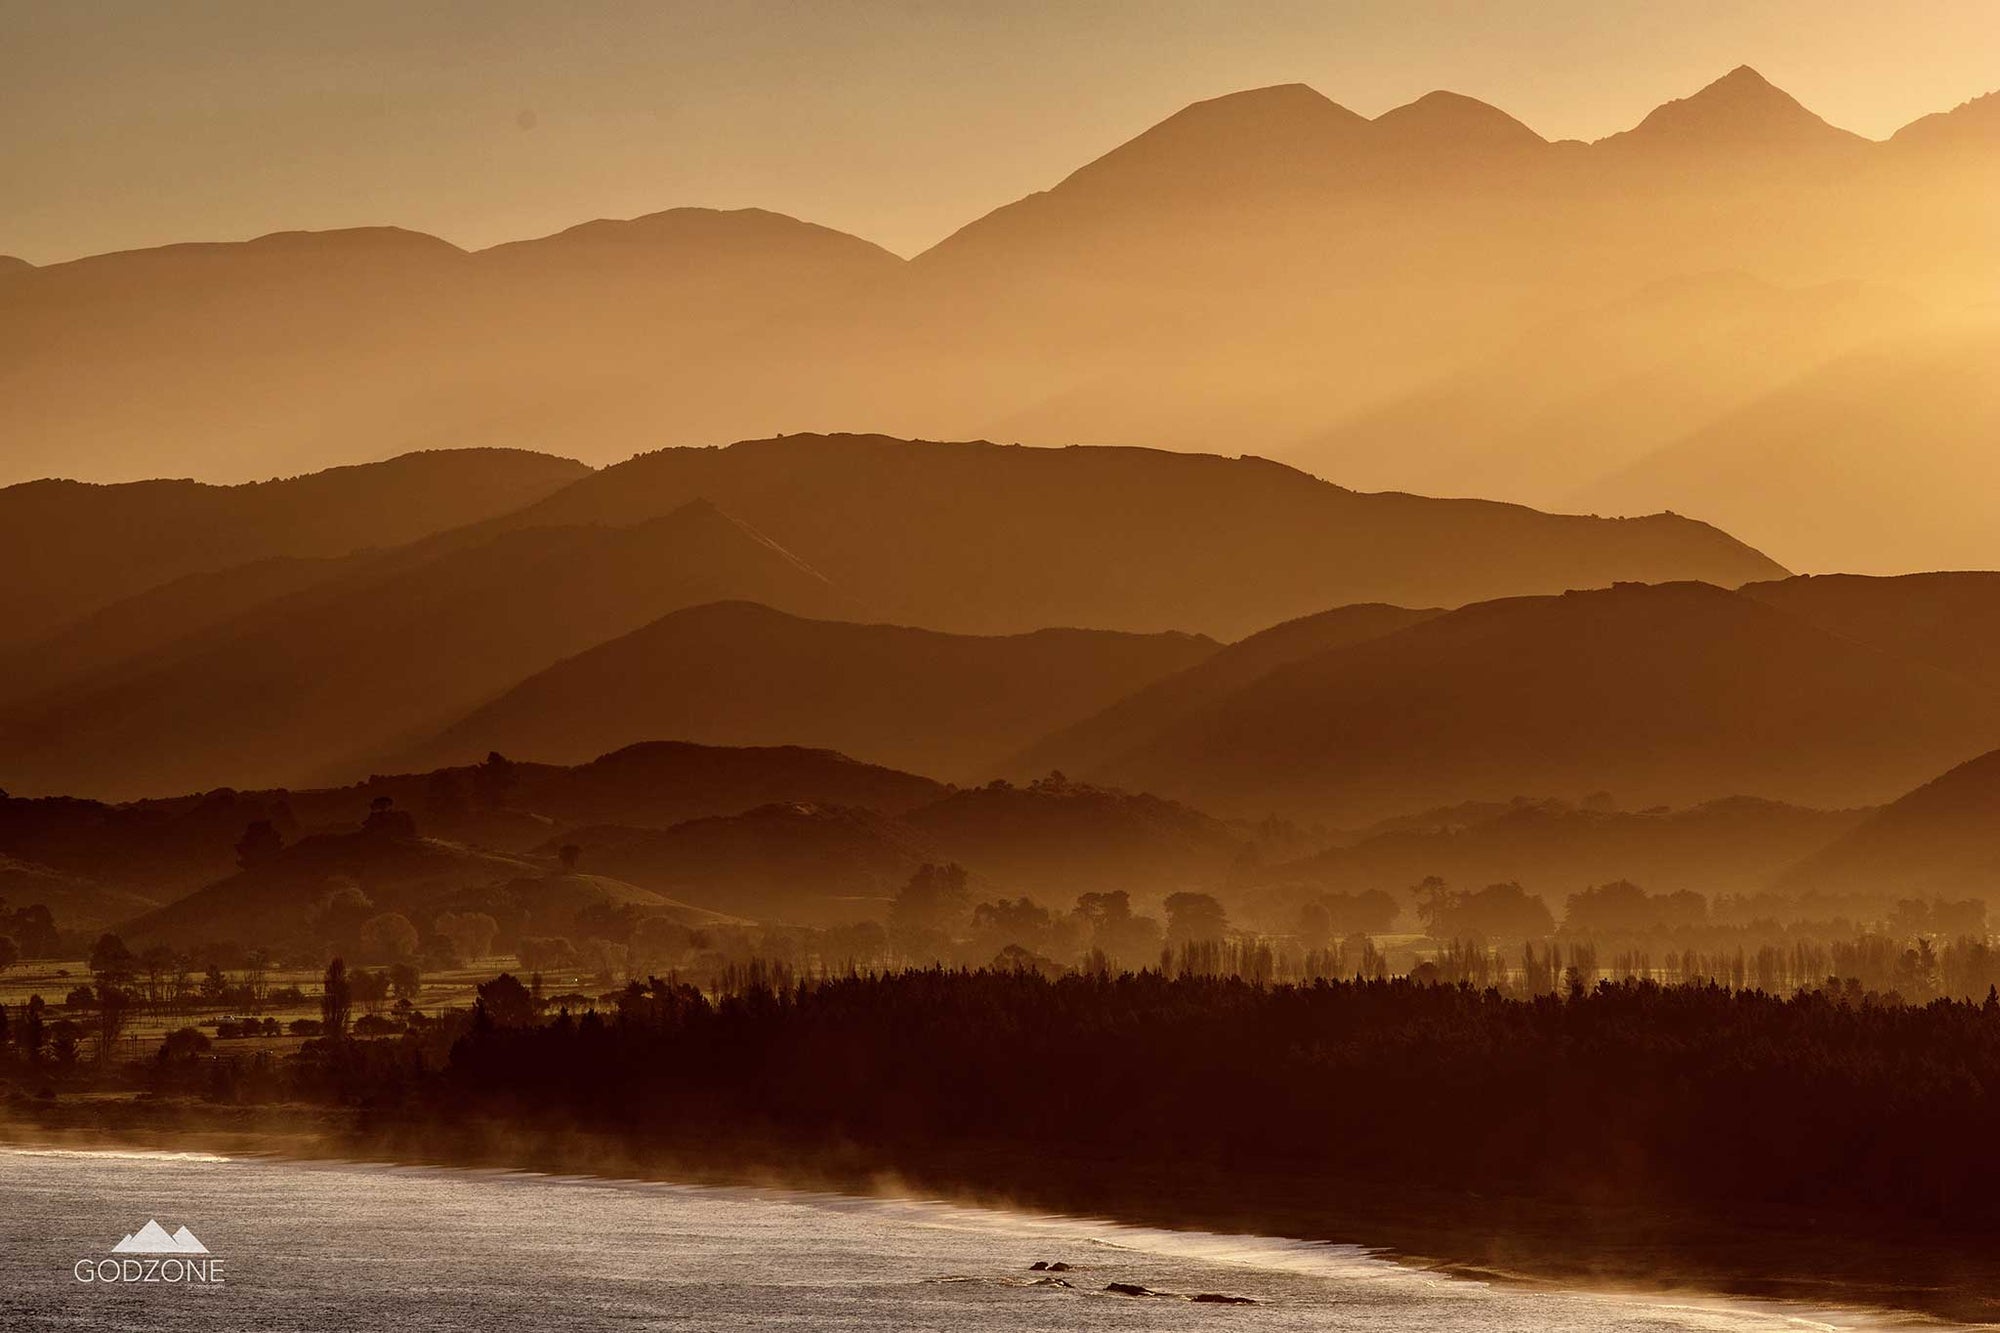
top-left (1601, 65), bottom-right (1863, 152)
top-left (1052, 83), bottom-right (1369, 198)
top-left (1371, 91), bottom-right (1546, 151)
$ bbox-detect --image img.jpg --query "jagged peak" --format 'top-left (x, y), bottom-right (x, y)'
top-left (1600, 65), bottom-right (1863, 150)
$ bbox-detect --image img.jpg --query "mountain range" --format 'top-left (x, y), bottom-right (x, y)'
top-left (0, 434), bottom-right (1781, 798)
top-left (3, 67), bottom-right (1994, 572)
top-left (1022, 576), bottom-right (2000, 824)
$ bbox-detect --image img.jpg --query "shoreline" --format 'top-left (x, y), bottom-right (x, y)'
top-left (3, 1098), bottom-right (1993, 1327)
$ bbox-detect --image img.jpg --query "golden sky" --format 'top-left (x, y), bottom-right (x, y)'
top-left (4, 0), bottom-right (1996, 264)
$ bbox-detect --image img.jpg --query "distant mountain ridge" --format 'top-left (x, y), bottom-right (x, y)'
top-left (0, 501), bottom-right (837, 798)
top-left (0, 448), bottom-right (590, 655)
top-left (0, 433), bottom-right (1784, 798)
top-left (1026, 578), bottom-right (2000, 823)
top-left (403, 599), bottom-right (1221, 782)
top-left (2, 66), bottom-right (1994, 575)
top-left (468, 433), bottom-right (1784, 638)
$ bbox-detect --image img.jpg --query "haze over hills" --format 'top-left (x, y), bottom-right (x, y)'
top-left (1265, 795), bottom-right (1871, 906)
top-left (1, 68), bottom-right (1993, 571)
top-left (0, 434), bottom-right (1783, 798)
top-left (0, 448), bottom-right (590, 656)
top-left (551, 804), bottom-right (939, 925)
top-left (1779, 747), bottom-right (2000, 900)
top-left (403, 600), bottom-right (1220, 782)
top-left (0, 502), bottom-right (836, 799)
top-left (0, 210), bottom-right (896, 487)
top-left (1287, 274), bottom-right (1930, 509)
top-left (1007, 602), bottom-right (1444, 780)
top-left (1038, 580), bottom-right (2000, 824)
top-left (1572, 318), bottom-right (2000, 573)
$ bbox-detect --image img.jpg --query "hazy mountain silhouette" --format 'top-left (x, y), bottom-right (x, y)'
top-left (1009, 602), bottom-right (1442, 779)
top-left (1374, 90), bottom-right (1545, 150)
top-left (0, 503), bottom-right (835, 798)
top-left (0, 448), bottom-right (589, 656)
top-left (1592, 66), bottom-right (1866, 156)
top-left (404, 600), bottom-right (1219, 782)
top-left (1778, 747), bottom-right (2000, 899)
top-left (1046, 581), bottom-right (2000, 823)
top-left (5, 71), bottom-right (1994, 571)
top-left (0, 211), bottom-right (898, 486)
top-left (1888, 90), bottom-right (2000, 151)
top-left (471, 434), bottom-right (1784, 638)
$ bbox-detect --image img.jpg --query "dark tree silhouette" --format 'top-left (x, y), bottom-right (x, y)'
top-left (320, 958), bottom-right (353, 1040)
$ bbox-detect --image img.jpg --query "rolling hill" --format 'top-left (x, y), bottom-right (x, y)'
top-left (404, 600), bottom-right (1220, 782)
top-left (468, 433), bottom-right (1785, 638)
top-left (1778, 748), bottom-right (2000, 900)
top-left (1040, 581), bottom-right (2000, 824)
top-left (0, 503), bottom-right (836, 798)
top-left (549, 804), bottom-right (939, 925)
top-left (1007, 602), bottom-right (1442, 778)
top-left (0, 448), bottom-right (590, 657)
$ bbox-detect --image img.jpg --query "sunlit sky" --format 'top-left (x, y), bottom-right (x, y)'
top-left (4, 0), bottom-right (1996, 264)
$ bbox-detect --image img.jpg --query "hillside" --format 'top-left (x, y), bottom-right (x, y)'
top-left (1778, 749), bottom-right (2000, 900)
top-left (1008, 602), bottom-right (1442, 778)
top-left (118, 826), bottom-right (544, 949)
top-left (550, 805), bottom-right (939, 925)
top-left (316, 742), bottom-right (949, 839)
top-left (1740, 572), bottom-right (2000, 688)
top-left (475, 434), bottom-right (1785, 638)
top-left (405, 600), bottom-right (1219, 781)
top-left (1052, 581), bottom-right (2000, 823)
top-left (0, 448), bottom-right (590, 656)
top-left (0, 743), bottom-right (947, 927)
top-left (0, 503), bottom-right (836, 798)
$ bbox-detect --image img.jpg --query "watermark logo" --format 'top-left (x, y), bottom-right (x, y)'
top-left (74, 1220), bottom-right (224, 1285)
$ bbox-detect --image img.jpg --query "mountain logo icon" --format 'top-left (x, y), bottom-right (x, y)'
top-left (110, 1220), bottom-right (210, 1255)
